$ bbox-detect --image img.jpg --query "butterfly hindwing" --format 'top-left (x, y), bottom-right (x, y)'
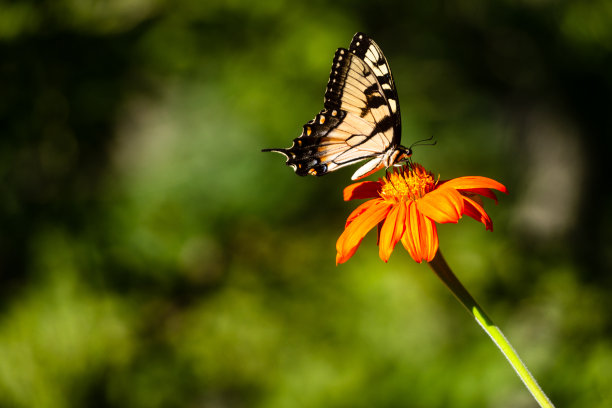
top-left (263, 32), bottom-right (408, 180)
top-left (269, 108), bottom-right (369, 177)
top-left (265, 105), bottom-right (385, 177)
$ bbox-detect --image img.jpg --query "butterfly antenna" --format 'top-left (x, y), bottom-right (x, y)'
top-left (409, 134), bottom-right (437, 150)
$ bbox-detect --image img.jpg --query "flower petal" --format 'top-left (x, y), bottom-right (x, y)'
top-left (462, 187), bottom-right (499, 203)
top-left (344, 199), bottom-right (380, 228)
top-left (401, 201), bottom-right (439, 263)
top-left (462, 195), bottom-right (493, 231)
top-left (343, 181), bottom-right (382, 201)
top-left (416, 187), bottom-right (464, 224)
top-left (336, 242), bottom-right (361, 265)
top-left (438, 176), bottom-right (508, 194)
top-left (420, 211), bottom-right (439, 262)
top-left (336, 199), bottom-right (392, 264)
top-left (378, 203), bottom-right (406, 262)
top-left (400, 202), bottom-right (419, 260)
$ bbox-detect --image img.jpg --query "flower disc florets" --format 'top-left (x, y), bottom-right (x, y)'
top-left (380, 165), bottom-right (437, 203)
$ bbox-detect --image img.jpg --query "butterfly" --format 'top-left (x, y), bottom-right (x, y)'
top-left (263, 32), bottom-right (412, 180)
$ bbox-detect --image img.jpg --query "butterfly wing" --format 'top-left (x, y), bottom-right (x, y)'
top-left (349, 32), bottom-right (401, 145)
top-left (263, 33), bottom-right (402, 180)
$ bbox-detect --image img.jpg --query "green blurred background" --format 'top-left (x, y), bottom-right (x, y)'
top-left (1, 1), bottom-right (611, 407)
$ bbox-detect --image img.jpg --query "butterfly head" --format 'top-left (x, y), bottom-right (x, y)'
top-left (390, 146), bottom-right (412, 167)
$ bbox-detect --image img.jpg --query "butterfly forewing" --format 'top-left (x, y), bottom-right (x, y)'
top-left (263, 32), bottom-right (406, 180)
top-left (349, 32), bottom-right (402, 143)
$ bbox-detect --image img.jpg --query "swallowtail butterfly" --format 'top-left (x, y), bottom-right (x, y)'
top-left (263, 32), bottom-right (411, 180)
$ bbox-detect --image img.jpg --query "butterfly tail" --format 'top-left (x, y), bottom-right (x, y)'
top-left (262, 144), bottom-right (329, 176)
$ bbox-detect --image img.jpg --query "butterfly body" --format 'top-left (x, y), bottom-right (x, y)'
top-left (263, 32), bottom-right (411, 180)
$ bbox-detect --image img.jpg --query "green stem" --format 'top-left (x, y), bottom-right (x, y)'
top-left (427, 251), bottom-right (554, 408)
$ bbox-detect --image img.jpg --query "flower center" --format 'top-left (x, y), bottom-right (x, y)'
top-left (380, 164), bottom-right (436, 202)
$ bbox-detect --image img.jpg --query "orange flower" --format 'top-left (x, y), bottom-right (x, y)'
top-left (336, 164), bottom-right (508, 264)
